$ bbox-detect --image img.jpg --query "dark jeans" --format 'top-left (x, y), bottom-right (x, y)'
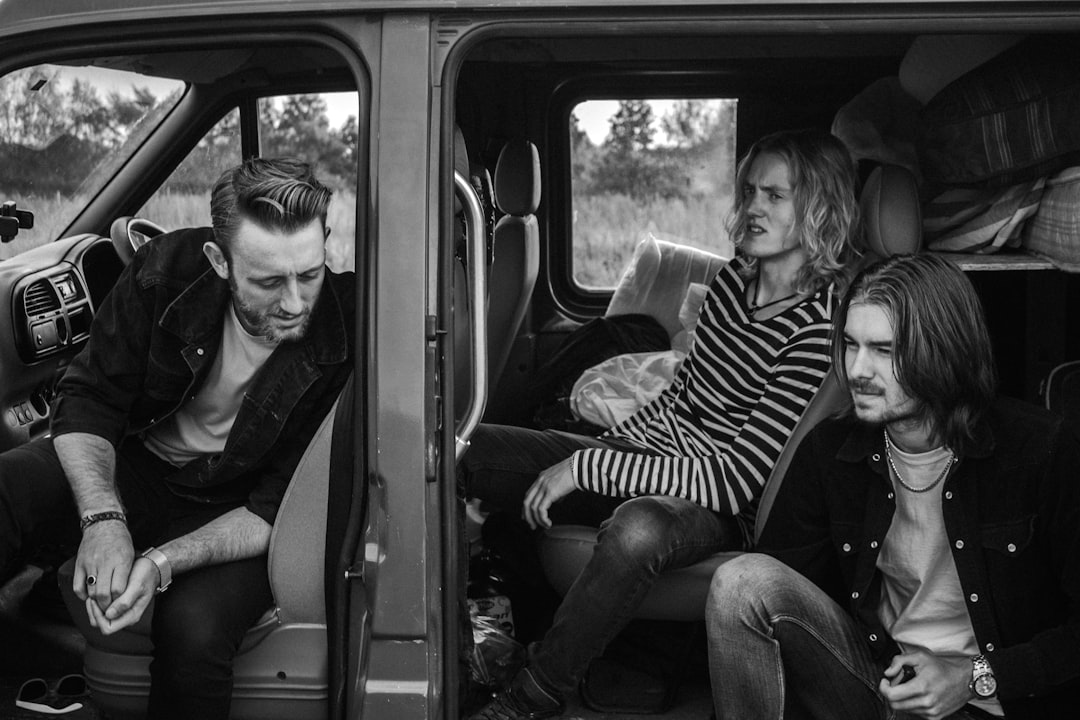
top-left (0, 436), bottom-right (273, 720)
top-left (707, 554), bottom-right (995, 720)
top-left (461, 423), bottom-right (741, 696)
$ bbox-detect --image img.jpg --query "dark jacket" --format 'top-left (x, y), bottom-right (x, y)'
top-left (759, 397), bottom-right (1080, 719)
top-left (51, 227), bottom-right (355, 525)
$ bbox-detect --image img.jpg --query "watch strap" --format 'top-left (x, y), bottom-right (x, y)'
top-left (970, 654), bottom-right (995, 697)
top-left (141, 547), bottom-right (172, 593)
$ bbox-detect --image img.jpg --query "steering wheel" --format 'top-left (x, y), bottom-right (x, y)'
top-left (110, 216), bottom-right (166, 265)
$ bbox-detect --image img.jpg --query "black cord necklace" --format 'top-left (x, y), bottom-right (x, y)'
top-left (747, 278), bottom-right (799, 315)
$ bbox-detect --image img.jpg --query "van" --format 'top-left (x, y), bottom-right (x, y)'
top-left (2, 1), bottom-right (1079, 718)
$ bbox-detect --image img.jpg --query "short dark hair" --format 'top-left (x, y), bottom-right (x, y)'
top-left (210, 157), bottom-right (332, 257)
top-left (727, 128), bottom-right (862, 295)
top-left (832, 253), bottom-right (997, 453)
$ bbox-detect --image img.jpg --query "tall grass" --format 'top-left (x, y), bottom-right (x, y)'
top-left (2, 190), bottom-right (358, 273)
top-left (572, 192), bottom-right (734, 287)
top-left (3, 188), bottom-right (722, 285)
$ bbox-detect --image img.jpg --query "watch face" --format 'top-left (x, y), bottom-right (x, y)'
top-left (974, 673), bottom-right (998, 698)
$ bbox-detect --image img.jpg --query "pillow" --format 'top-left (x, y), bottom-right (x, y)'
top-left (606, 233), bottom-right (727, 339)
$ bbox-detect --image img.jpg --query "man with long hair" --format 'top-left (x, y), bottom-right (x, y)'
top-left (0, 157), bottom-right (354, 719)
top-left (464, 129), bottom-right (861, 720)
top-left (707, 253), bottom-right (1080, 719)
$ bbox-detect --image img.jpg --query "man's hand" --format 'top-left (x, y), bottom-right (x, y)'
top-left (522, 457), bottom-right (577, 529)
top-left (73, 519), bottom-right (135, 612)
top-left (879, 650), bottom-right (973, 720)
top-left (84, 555), bottom-right (160, 635)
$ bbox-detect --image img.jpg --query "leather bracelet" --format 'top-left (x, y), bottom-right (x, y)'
top-left (79, 510), bottom-right (127, 532)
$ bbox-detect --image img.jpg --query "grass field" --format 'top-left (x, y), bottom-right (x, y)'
top-left (3, 189), bottom-right (731, 285)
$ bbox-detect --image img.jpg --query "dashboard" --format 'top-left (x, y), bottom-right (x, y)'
top-left (0, 235), bottom-right (124, 451)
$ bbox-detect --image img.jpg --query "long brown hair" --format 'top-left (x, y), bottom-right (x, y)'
top-left (831, 253), bottom-right (998, 454)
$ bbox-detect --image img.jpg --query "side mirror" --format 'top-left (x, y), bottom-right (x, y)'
top-left (0, 201), bottom-right (35, 243)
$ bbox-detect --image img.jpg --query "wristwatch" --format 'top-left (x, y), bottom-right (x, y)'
top-left (969, 654), bottom-right (998, 699)
top-left (141, 547), bottom-right (173, 594)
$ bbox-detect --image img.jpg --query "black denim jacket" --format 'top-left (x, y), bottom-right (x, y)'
top-left (759, 396), bottom-right (1080, 719)
top-left (51, 227), bottom-right (355, 525)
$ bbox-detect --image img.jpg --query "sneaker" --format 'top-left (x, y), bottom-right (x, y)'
top-left (467, 667), bottom-right (565, 720)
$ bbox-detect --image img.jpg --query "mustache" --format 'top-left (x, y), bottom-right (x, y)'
top-left (849, 379), bottom-right (884, 396)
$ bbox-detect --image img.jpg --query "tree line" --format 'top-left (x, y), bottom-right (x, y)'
top-left (572, 99), bottom-right (737, 202)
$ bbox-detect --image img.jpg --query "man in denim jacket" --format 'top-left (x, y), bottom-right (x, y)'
top-left (0, 157), bottom-right (354, 720)
top-left (707, 254), bottom-right (1080, 720)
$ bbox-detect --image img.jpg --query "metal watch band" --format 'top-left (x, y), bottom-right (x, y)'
top-left (79, 510), bottom-right (127, 532)
top-left (970, 654), bottom-right (996, 698)
top-left (141, 546), bottom-right (172, 593)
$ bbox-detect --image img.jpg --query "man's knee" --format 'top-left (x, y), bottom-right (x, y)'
top-left (707, 554), bottom-right (791, 625)
top-left (596, 497), bottom-right (688, 565)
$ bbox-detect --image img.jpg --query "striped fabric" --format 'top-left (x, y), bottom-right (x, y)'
top-left (571, 259), bottom-right (833, 536)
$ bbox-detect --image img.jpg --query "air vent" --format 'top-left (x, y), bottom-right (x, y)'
top-left (23, 280), bottom-right (60, 316)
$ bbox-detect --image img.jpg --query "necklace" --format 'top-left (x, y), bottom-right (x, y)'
top-left (747, 278), bottom-right (799, 315)
top-left (883, 429), bottom-right (954, 493)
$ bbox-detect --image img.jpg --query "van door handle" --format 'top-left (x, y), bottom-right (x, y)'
top-left (453, 170), bottom-right (488, 461)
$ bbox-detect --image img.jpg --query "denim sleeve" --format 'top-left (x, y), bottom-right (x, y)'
top-left (50, 254), bottom-right (154, 448)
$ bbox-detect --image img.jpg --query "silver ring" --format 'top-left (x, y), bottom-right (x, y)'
top-left (86, 575), bottom-right (97, 587)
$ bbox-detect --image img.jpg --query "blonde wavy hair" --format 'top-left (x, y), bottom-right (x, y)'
top-left (725, 129), bottom-right (862, 295)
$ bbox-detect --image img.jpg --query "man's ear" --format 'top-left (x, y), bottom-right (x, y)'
top-left (203, 242), bottom-right (230, 280)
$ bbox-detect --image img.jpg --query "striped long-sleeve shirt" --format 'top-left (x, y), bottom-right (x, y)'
top-left (571, 258), bottom-right (833, 537)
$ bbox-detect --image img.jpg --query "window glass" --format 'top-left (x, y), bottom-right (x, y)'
top-left (258, 92), bottom-right (359, 272)
top-left (570, 98), bottom-right (737, 288)
top-left (0, 63), bottom-right (184, 260)
top-left (138, 108), bottom-right (241, 231)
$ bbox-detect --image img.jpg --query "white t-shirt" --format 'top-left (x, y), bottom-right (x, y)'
top-left (877, 439), bottom-right (1003, 717)
top-left (143, 303), bottom-right (278, 466)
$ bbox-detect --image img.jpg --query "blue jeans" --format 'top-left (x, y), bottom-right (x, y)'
top-left (463, 423), bottom-right (741, 696)
top-left (0, 436), bottom-right (273, 720)
top-left (707, 554), bottom-right (991, 720)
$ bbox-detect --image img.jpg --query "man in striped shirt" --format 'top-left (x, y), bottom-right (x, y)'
top-left (463, 129), bottom-right (862, 720)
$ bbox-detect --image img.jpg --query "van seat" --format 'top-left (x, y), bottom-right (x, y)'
top-left (58, 395), bottom-right (342, 719)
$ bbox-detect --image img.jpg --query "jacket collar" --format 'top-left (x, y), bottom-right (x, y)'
top-left (835, 410), bottom-right (996, 463)
top-left (159, 268), bottom-right (349, 365)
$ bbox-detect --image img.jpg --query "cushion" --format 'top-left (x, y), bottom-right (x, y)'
top-left (918, 37), bottom-right (1080, 188)
top-left (1022, 166), bottom-right (1080, 270)
top-left (924, 178), bottom-right (1045, 254)
top-left (606, 234), bottom-right (726, 340)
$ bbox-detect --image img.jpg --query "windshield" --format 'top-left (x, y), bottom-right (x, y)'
top-left (0, 63), bottom-right (185, 260)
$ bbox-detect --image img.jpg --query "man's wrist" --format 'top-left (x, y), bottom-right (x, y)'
top-left (140, 547), bottom-right (172, 593)
top-left (79, 510), bottom-right (127, 532)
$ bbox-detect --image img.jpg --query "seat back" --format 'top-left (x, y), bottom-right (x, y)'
top-left (487, 139), bottom-right (541, 391)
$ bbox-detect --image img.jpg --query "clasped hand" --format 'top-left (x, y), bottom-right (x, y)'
top-left (522, 457), bottom-right (576, 529)
top-left (73, 522), bottom-right (158, 635)
top-left (879, 650), bottom-right (974, 720)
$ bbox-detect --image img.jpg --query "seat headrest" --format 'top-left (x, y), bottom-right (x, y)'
top-left (860, 164), bottom-right (922, 259)
top-left (494, 140), bottom-right (541, 216)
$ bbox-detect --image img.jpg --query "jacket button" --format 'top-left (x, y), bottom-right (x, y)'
top-left (869, 634), bottom-right (878, 642)
top-left (842, 543), bottom-right (852, 552)
top-left (970, 593), bottom-right (979, 603)
top-left (955, 540), bottom-right (965, 549)
top-left (197, 347), bottom-right (205, 356)
top-left (944, 491), bottom-right (953, 500)
top-left (887, 492), bottom-right (894, 501)
top-left (1007, 543), bottom-right (1017, 553)
top-left (986, 643), bottom-right (995, 652)
top-left (872, 453), bottom-right (881, 461)
top-left (870, 541), bottom-right (879, 549)
top-left (851, 591), bottom-right (860, 599)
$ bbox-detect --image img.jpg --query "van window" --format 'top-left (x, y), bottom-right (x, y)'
top-left (0, 63), bottom-right (184, 259)
top-left (570, 98), bottom-right (738, 288)
top-left (138, 91), bottom-right (359, 272)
